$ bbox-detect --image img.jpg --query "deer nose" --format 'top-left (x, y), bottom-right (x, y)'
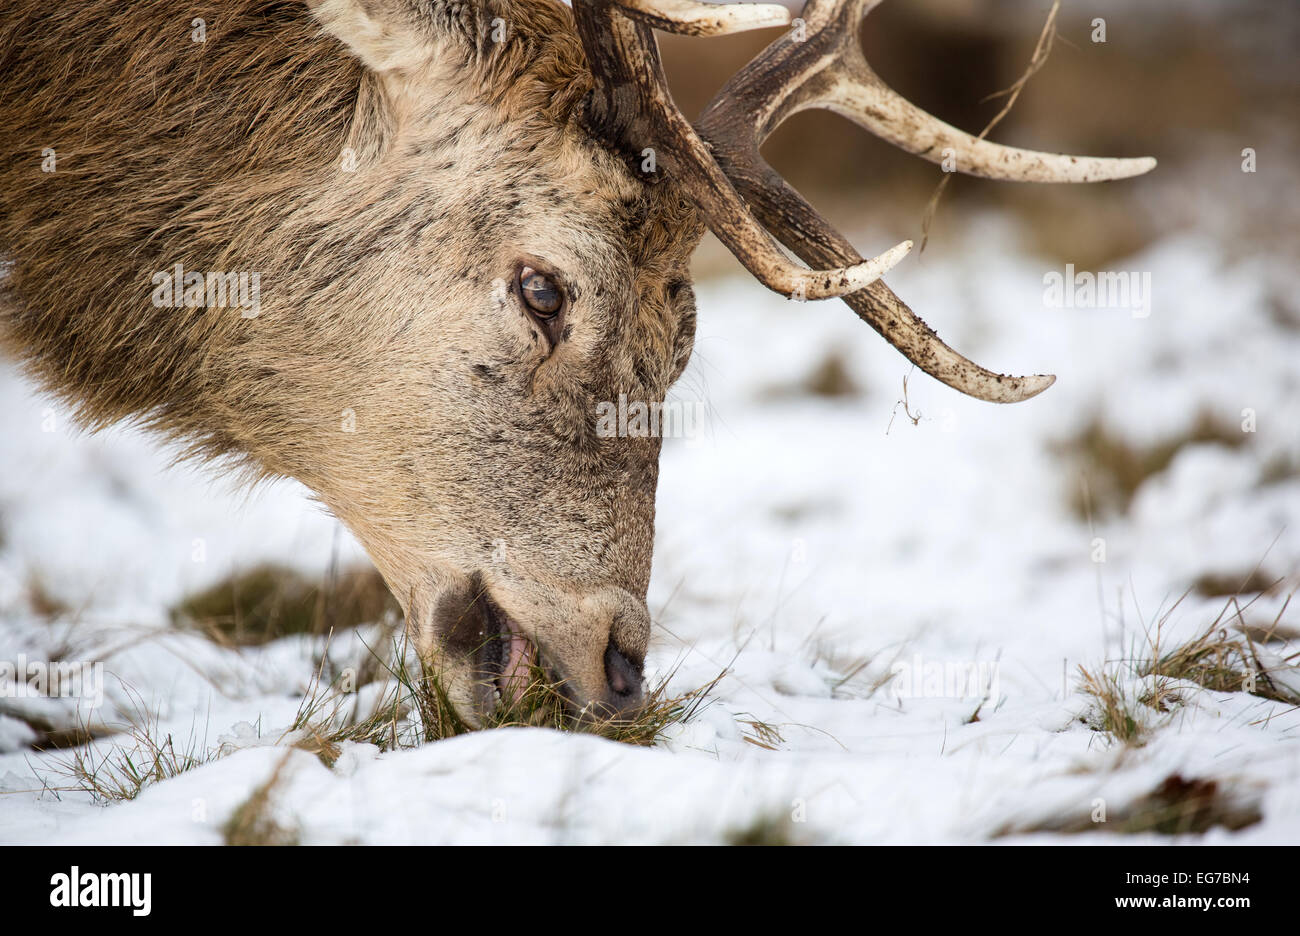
top-left (602, 641), bottom-right (645, 717)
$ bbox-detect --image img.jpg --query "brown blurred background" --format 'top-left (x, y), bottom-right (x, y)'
top-left (657, 0), bottom-right (1299, 277)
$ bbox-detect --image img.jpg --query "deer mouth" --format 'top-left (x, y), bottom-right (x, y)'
top-left (478, 594), bottom-right (539, 708)
top-left (433, 575), bottom-right (643, 723)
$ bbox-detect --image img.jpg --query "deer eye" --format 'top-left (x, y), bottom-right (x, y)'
top-left (519, 266), bottom-right (563, 318)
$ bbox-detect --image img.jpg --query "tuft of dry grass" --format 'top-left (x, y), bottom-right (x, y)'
top-left (740, 718), bottom-right (785, 751)
top-left (1258, 453), bottom-right (1300, 487)
top-left (996, 772), bottom-right (1262, 838)
top-left (1055, 412), bottom-right (1248, 518)
top-left (1140, 590), bottom-right (1299, 706)
top-left (760, 351), bottom-right (862, 401)
top-left (1077, 588), bottom-right (1299, 748)
top-left (291, 631), bottom-right (724, 755)
top-left (472, 660), bottom-right (724, 746)
top-left (222, 753), bottom-right (299, 846)
top-left (1193, 569), bottom-right (1284, 599)
top-left (17, 709), bottom-right (111, 752)
top-left (291, 728), bottom-right (342, 769)
top-left (25, 571), bottom-right (70, 618)
top-left (1077, 664), bottom-right (1147, 746)
top-left (1120, 774), bottom-right (1263, 835)
top-left (50, 695), bottom-right (214, 802)
top-left (171, 563), bottom-right (398, 647)
top-left (724, 811), bottom-right (802, 846)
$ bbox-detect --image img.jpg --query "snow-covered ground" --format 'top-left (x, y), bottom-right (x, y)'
top-left (1, 220), bottom-right (1297, 844)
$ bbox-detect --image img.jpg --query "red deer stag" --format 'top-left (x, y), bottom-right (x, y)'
top-left (0, 0), bottom-right (1154, 725)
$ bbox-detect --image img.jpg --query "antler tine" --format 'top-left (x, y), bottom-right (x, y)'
top-left (707, 0), bottom-right (1157, 182)
top-left (572, 0), bottom-right (913, 301)
top-left (706, 129), bottom-right (1054, 403)
top-left (612, 0), bottom-right (793, 37)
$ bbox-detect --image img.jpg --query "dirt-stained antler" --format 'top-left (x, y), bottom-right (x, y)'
top-left (573, 0), bottom-right (1157, 403)
top-left (574, 0), bottom-right (913, 300)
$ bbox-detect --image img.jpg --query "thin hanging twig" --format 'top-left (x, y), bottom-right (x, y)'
top-left (919, 1), bottom-right (1062, 253)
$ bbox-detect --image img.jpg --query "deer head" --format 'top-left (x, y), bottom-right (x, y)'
top-left (0, 0), bottom-right (1153, 727)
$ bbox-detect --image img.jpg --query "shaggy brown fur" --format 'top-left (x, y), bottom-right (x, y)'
top-left (0, 0), bottom-right (705, 723)
top-left (0, 0), bottom-right (603, 445)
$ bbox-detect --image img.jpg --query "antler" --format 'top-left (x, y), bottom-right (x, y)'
top-left (574, 0), bottom-right (913, 300)
top-left (572, 0), bottom-right (1157, 403)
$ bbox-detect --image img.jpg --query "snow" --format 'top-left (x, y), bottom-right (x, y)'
top-left (1, 221), bottom-right (1297, 844)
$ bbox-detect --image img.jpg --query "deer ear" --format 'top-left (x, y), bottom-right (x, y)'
top-left (306, 0), bottom-right (451, 73)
